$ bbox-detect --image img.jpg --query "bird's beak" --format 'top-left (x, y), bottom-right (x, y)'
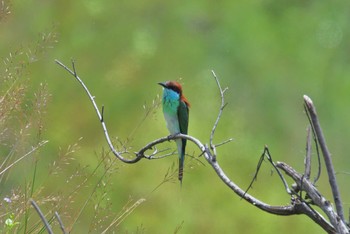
top-left (158, 82), bottom-right (167, 88)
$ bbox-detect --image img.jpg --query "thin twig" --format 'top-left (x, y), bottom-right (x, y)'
top-left (145, 149), bottom-right (177, 160)
top-left (243, 146), bottom-right (291, 198)
top-left (303, 102), bottom-right (321, 184)
top-left (304, 95), bottom-right (345, 223)
top-left (30, 199), bottom-right (53, 234)
top-left (209, 70), bottom-right (229, 161)
top-left (265, 148), bottom-right (291, 194)
top-left (242, 149), bottom-right (265, 198)
top-left (214, 138), bottom-right (234, 148)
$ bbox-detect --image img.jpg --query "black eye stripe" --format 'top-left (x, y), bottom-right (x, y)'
top-left (168, 85), bottom-right (181, 94)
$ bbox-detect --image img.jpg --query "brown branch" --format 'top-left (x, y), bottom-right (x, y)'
top-left (304, 95), bottom-right (345, 223)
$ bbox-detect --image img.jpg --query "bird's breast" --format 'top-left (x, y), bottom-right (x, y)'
top-left (164, 112), bottom-right (180, 134)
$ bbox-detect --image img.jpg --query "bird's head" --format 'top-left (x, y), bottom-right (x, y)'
top-left (158, 81), bottom-right (183, 95)
top-left (158, 81), bottom-right (190, 107)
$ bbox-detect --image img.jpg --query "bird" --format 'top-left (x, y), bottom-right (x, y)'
top-left (158, 81), bottom-right (190, 184)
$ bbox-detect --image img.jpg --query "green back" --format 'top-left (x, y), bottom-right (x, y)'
top-left (178, 100), bottom-right (189, 150)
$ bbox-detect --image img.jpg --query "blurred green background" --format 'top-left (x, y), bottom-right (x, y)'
top-left (1, 0), bottom-right (350, 233)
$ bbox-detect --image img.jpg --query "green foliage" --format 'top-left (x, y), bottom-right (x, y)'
top-left (0, 2), bottom-right (148, 233)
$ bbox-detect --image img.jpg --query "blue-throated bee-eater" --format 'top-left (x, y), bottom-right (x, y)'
top-left (158, 81), bottom-right (190, 184)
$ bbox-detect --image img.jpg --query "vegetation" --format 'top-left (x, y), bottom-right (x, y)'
top-left (1, 0), bottom-right (349, 233)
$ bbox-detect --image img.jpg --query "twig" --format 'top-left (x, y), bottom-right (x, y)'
top-left (243, 146), bottom-right (291, 198)
top-left (304, 95), bottom-right (345, 223)
top-left (214, 138), bottom-right (234, 148)
top-left (303, 102), bottom-right (321, 184)
top-left (242, 149), bottom-right (265, 198)
top-left (144, 148), bottom-right (177, 160)
top-left (209, 70), bottom-right (229, 161)
top-left (30, 199), bottom-right (53, 234)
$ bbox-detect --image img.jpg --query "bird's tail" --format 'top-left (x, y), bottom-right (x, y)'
top-left (176, 139), bottom-right (186, 184)
top-left (179, 152), bottom-right (184, 184)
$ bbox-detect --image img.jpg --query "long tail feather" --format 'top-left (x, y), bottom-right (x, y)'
top-left (179, 152), bottom-right (184, 183)
top-left (177, 139), bottom-right (186, 184)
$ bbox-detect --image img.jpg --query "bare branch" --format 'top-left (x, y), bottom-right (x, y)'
top-left (214, 138), bottom-right (234, 148)
top-left (136, 134), bottom-right (300, 217)
top-left (56, 60), bottom-right (348, 233)
top-left (206, 148), bottom-right (299, 216)
top-left (55, 59), bottom-right (142, 164)
top-left (304, 95), bottom-right (345, 223)
top-left (244, 146), bottom-right (291, 197)
top-left (209, 70), bottom-right (229, 160)
top-left (277, 162), bottom-right (348, 234)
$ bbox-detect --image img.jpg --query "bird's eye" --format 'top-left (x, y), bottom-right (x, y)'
top-left (169, 86), bottom-right (180, 94)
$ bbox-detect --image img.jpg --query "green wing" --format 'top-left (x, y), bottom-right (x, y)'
top-left (178, 100), bottom-right (189, 153)
top-left (177, 100), bottom-right (189, 183)
top-left (178, 100), bottom-right (189, 136)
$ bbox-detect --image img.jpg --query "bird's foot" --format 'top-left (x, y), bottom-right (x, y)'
top-left (167, 133), bottom-right (180, 141)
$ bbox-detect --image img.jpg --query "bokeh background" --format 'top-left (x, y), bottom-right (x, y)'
top-left (1, 0), bottom-right (350, 233)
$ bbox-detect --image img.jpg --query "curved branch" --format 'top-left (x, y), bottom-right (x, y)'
top-left (55, 59), bottom-right (142, 163)
top-left (138, 134), bottom-right (322, 219)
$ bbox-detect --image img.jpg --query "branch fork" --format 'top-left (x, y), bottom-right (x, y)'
top-left (56, 59), bottom-right (349, 234)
